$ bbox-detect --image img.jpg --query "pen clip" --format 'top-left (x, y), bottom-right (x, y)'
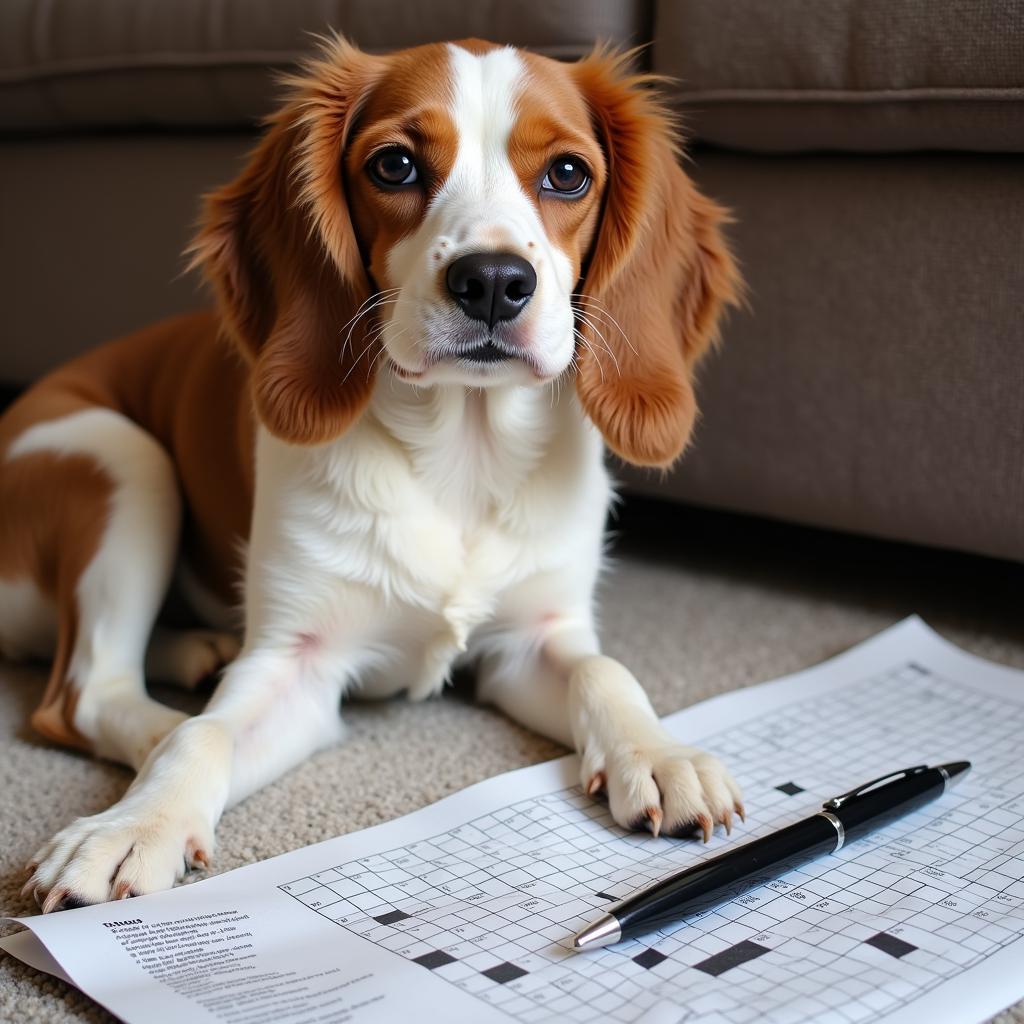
top-left (823, 766), bottom-right (930, 811)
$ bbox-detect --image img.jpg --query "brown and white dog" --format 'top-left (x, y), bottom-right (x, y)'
top-left (1, 38), bottom-right (742, 912)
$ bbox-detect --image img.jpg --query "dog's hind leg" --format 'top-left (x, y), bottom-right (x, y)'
top-left (4, 406), bottom-right (189, 771)
top-left (145, 627), bottom-right (241, 691)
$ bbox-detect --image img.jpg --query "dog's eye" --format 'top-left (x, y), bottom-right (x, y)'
top-left (368, 148), bottom-right (419, 187)
top-left (542, 156), bottom-right (589, 196)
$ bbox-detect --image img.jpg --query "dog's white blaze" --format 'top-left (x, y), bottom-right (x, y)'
top-left (385, 45), bottom-right (531, 283)
top-left (440, 43), bottom-right (576, 301)
top-left (446, 45), bottom-right (522, 198)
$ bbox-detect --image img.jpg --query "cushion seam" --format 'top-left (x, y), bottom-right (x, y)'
top-left (0, 43), bottom-right (596, 84)
top-left (671, 87), bottom-right (1024, 104)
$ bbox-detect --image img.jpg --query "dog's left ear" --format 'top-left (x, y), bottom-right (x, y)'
top-left (188, 37), bottom-right (384, 446)
top-left (572, 50), bottom-right (741, 468)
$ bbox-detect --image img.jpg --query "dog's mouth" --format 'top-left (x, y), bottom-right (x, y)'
top-left (385, 315), bottom-right (565, 384)
top-left (455, 340), bottom-right (514, 364)
top-left (448, 337), bottom-right (546, 380)
top-left (391, 335), bottom-right (542, 380)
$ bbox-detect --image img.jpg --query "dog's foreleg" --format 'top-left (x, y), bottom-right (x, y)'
top-left (479, 616), bottom-right (744, 839)
top-left (25, 645), bottom-right (345, 911)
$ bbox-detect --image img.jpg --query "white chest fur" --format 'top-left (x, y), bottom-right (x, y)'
top-left (242, 379), bottom-right (611, 699)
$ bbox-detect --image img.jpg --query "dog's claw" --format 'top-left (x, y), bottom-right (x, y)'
top-left (20, 876), bottom-right (37, 900)
top-left (697, 814), bottom-right (714, 844)
top-left (645, 806), bottom-right (663, 838)
top-left (26, 804), bottom-right (216, 909)
top-left (722, 808), bottom-right (734, 836)
top-left (735, 801), bottom-right (746, 823)
top-left (586, 771), bottom-right (606, 797)
top-left (41, 888), bottom-right (67, 914)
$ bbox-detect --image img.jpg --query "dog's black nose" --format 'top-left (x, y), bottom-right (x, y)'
top-left (446, 252), bottom-right (537, 328)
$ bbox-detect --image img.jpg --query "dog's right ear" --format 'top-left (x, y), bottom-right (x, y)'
top-left (188, 37), bottom-right (385, 446)
top-left (571, 48), bottom-right (741, 468)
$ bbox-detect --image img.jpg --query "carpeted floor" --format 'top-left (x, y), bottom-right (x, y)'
top-left (1, 499), bottom-right (1022, 1023)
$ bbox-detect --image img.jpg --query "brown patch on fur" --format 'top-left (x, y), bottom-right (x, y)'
top-left (569, 48), bottom-right (742, 467)
top-left (344, 42), bottom-right (459, 289)
top-left (188, 37), bottom-right (393, 445)
top-left (32, 681), bottom-right (87, 750)
top-left (511, 53), bottom-right (606, 279)
top-left (0, 395), bottom-right (117, 747)
top-left (0, 313), bottom-right (255, 607)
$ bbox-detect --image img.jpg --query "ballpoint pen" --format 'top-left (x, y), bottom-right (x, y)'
top-left (574, 761), bottom-right (970, 950)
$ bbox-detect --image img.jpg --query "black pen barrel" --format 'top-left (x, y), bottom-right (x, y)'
top-left (614, 767), bottom-right (952, 941)
top-left (616, 815), bottom-right (838, 938)
top-left (837, 768), bottom-right (945, 844)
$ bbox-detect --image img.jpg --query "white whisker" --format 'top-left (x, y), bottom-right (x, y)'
top-left (341, 331), bottom-right (387, 386)
top-left (338, 298), bottom-right (402, 364)
top-left (573, 329), bottom-right (606, 385)
top-left (367, 325), bottom-right (417, 384)
top-left (574, 312), bottom-right (621, 377)
top-left (338, 288), bottom-right (401, 337)
top-left (571, 293), bottom-right (639, 357)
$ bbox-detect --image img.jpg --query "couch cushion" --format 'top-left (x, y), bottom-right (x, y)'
top-left (623, 150), bottom-right (1024, 562)
top-left (654, 0), bottom-right (1024, 152)
top-left (0, 0), bottom-right (650, 132)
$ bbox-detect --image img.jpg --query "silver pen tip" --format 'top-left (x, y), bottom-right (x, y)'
top-left (940, 761), bottom-right (971, 787)
top-left (573, 913), bottom-right (621, 951)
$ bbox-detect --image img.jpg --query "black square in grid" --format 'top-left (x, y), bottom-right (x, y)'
top-left (632, 948), bottom-right (668, 969)
top-left (907, 662), bottom-right (931, 675)
top-left (482, 962), bottom-right (529, 984)
top-left (594, 891), bottom-right (617, 901)
top-left (775, 781), bottom-right (805, 796)
top-left (866, 932), bottom-right (918, 959)
top-left (413, 950), bottom-right (458, 970)
top-left (694, 940), bottom-right (770, 977)
top-left (373, 910), bottom-right (412, 926)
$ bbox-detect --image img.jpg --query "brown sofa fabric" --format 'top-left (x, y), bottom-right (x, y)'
top-left (654, 0), bottom-right (1024, 152)
top-left (0, 134), bottom-right (250, 382)
top-left (0, 0), bottom-right (649, 132)
top-left (624, 151), bottom-right (1024, 562)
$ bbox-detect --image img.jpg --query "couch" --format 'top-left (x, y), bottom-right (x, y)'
top-left (2, 0), bottom-right (1021, 560)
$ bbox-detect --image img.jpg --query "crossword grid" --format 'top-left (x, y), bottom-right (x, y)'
top-left (280, 664), bottom-right (1024, 1023)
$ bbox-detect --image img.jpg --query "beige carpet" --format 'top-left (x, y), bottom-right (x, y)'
top-left (2, 500), bottom-right (1022, 1023)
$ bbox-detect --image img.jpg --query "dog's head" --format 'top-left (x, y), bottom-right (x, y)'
top-left (191, 37), bottom-right (740, 466)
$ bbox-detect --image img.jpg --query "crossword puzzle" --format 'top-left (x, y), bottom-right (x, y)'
top-left (280, 663), bottom-right (1024, 1023)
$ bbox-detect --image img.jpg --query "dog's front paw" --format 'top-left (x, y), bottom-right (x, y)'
top-left (583, 735), bottom-right (743, 840)
top-left (24, 805), bottom-right (214, 912)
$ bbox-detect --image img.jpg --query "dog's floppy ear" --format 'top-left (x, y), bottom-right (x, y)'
top-left (572, 50), bottom-right (741, 467)
top-left (188, 37), bottom-right (383, 445)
